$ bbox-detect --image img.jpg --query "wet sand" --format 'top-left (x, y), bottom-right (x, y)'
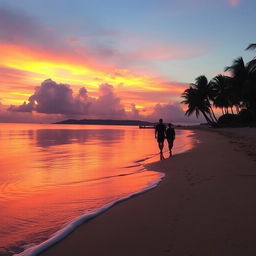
top-left (40, 127), bottom-right (256, 256)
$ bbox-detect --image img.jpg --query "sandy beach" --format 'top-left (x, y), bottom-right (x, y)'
top-left (39, 127), bottom-right (256, 256)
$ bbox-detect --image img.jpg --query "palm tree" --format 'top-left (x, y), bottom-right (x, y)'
top-left (225, 57), bottom-right (256, 113)
top-left (181, 86), bottom-right (214, 125)
top-left (225, 57), bottom-right (247, 80)
top-left (209, 75), bottom-right (233, 114)
top-left (190, 75), bottom-right (218, 122)
top-left (181, 43), bottom-right (256, 126)
top-left (224, 57), bottom-right (247, 108)
top-left (243, 60), bottom-right (256, 117)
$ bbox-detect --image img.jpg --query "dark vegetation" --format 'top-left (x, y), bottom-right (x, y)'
top-left (181, 43), bottom-right (256, 127)
top-left (55, 119), bottom-right (155, 126)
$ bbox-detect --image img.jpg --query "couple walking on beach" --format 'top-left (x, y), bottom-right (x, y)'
top-left (155, 118), bottom-right (175, 156)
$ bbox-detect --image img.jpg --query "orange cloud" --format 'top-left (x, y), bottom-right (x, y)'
top-left (0, 39), bottom-right (187, 111)
top-left (0, 6), bottom-right (193, 119)
top-left (4, 79), bottom-right (191, 124)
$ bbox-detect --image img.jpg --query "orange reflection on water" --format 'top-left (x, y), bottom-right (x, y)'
top-left (0, 124), bottom-right (195, 255)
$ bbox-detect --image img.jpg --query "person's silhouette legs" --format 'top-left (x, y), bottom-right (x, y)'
top-left (158, 141), bottom-right (164, 153)
top-left (160, 152), bottom-right (165, 160)
top-left (167, 139), bottom-right (174, 156)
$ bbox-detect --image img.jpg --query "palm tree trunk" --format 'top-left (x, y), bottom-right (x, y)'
top-left (207, 99), bottom-right (217, 123)
top-left (208, 111), bottom-right (216, 123)
top-left (201, 111), bottom-right (214, 126)
top-left (210, 107), bottom-right (218, 122)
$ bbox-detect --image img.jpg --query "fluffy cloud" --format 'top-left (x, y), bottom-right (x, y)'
top-left (129, 104), bottom-right (140, 119)
top-left (149, 103), bottom-right (186, 122)
top-left (0, 101), bottom-right (59, 123)
top-left (144, 102), bottom-right (203, 123)
top-left (8, 79), bottom-right (126, 119)
top-left (9, 79), bottom-right (90, 114)
top-left (5, 79), bottom-right (201, 123)
top-left (89, 83), bottom-right (126, 118)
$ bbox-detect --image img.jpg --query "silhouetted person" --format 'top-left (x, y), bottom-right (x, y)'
top-left (155, 118), bottom-right (166, 154)
top-left (166, 123), bottom-right (175, 156)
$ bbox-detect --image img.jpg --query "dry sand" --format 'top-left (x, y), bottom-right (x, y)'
top-left (40, 127), bottom-right (256, 256)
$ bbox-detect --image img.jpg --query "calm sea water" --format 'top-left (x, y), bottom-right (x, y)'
top-left (0, 124), bottom-right (195, 256)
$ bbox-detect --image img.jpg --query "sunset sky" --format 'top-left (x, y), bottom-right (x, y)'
top-left (0, 0), bottom-right (255, 123)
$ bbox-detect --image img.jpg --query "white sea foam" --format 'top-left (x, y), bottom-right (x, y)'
top-left (15, 171), bottom-right (165, 256)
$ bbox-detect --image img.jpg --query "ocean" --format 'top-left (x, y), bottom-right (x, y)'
top-left (0, 124), bottom-right (196, 256)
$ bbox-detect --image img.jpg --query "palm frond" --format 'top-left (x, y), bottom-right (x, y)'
top-left (224, 66), bottom-right (230, 72)
top-left (224, 57), bottom-right (246, 79)
top-left (246, 43), bottom-right (256, 51)
top-left (247, 59), bottom-right (256, 74)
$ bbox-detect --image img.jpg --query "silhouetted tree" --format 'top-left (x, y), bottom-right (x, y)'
top-left (224, 57), bottom-right (247, 108)
top-left (225, 57), bottom-right (256, 115)
top-left (191, 75), bottom-right (217, 122)
top-left (181, 43), bottom-right (256, 126)
top-left (209, 75), bottom-right (234, 114)
top-left (181, 86), bottom-right (214, 125)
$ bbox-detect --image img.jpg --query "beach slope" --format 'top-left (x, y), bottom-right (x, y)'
top-left (40, 128), bottom-right (256, 256)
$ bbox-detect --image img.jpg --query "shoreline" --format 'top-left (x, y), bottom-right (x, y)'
top-left (15, 156), bottom-right (166, 256)
top-left (16, 172), bottom-right (165, 256)
top-left (14, 129), bottom-right (194, 256)
top-left (38, 127), bottom-right (256, 255)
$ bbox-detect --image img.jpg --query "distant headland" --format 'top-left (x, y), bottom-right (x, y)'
top-left (54, 119), bottom-right (155, 126)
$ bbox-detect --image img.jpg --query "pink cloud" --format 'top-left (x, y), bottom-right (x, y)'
top-left (0, 66), bottom-right (42, 88)
top-left (104, 32), bottom-right (210, 66)
top-left (118, 81), bottom-right (188, 103)
top-left (8, 79), bottom-right (126, 119)
top-left (0, 102), bottom-right (60, 123)
top-left (0, 5), bottom-right (210, 74)
top-left (0, 6), bottom-right (67, 53)
top-left (4, 79), bottom-right (200, 123)
top-left (9, 79), bottom-right (91, 115)
top-left (0, 6), bottom-right (207, 124)
top-left (228, 0), bottom-right (240, 7)
top-left (89, 83), bottom-right (126, 118)
top-left (140, 102), bottom-right (201, 123)
top-left (129, 44), bottom-right (209, 62)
